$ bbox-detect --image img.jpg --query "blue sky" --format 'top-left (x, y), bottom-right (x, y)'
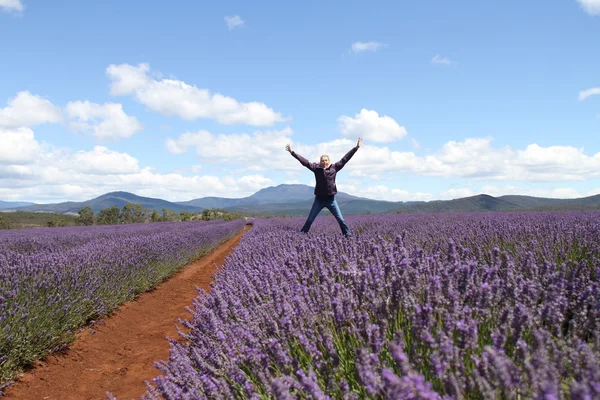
top-left (1, 0), bottom-right (600, 203)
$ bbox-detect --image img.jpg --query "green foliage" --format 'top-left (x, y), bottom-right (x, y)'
top-left (200, 208), bottom-right (244, 221)
top-left (180, 210), bottom-right (192, 221)
top-left (161, 208), bottom-right (179, 222)
top-left (77, 206), bottom-right (94, 226)
top-left (150, 209), bottom-right (161, 222)
top-left (120, 203), bottom-right (149, 224)
top-left (96, 206), bottom-right (120, 225)
top-left (0, 211), bottom-right (78, 230)
top-left (46, 219), bottom-right (67, 228)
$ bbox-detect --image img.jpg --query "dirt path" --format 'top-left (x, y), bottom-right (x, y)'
top-left (3, 224), bottom-right (250, 400)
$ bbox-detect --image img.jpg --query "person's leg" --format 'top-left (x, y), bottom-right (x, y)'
top-left (301, 197), bottom-right (325, 233)
top-left (325, 197), bottom-right (351, 236)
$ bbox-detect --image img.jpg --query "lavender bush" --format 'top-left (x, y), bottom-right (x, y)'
top-left (0, 219), bottom-right (246, 388)
top-left (145, 211), bottom-right (600, 399)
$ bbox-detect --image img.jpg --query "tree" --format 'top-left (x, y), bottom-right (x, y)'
top-left (96, 206), bottom-right (121, 225)
top-left (0, 215), bottom-right (10, 230)
top-left (150, 209), bottom-right (161, 222)
top-left (77, 206), bottom-right (94, 226)
top-left (47, 219), bottom-right (66, 228)
top-left (180, 210), bottom-right (192, 221)
top-left (161, 208), bottom-right (178, 222)
top-left (120, 203), bottom-right (148, 224)
top-left (201, 209), bottom-right (213, 221)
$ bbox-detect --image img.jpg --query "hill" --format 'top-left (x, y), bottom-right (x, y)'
top-left (14, 191), bottom-right (205, 214)
top-left (5, 185), bottom-right (600, 216)
top-left (176, 184), bottom-right (365, 208)
top-left (0, 200), bottom-right (36, 210)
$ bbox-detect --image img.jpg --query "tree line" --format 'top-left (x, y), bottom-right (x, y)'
top-left (0, 204), bottom-right (245, 229)
top-left (76, 203), bottom-right (245, 226)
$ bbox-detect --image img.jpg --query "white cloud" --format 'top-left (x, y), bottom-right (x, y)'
top-left (338, 183), bottom-right (434, 202)
top-left (439, 188), bottom-right (475, 199)
top-left (0, 129), bottom-right (276, 202)
top-left (66, 101), bottom-right (142, 140)
top-left (68, 146), bottom-right (141, 175)
top-left (0, 168), bottom-right (275, 203)
top-left (0, 0), bottom-right (23, 12)
top-left (350, 41), bottom-right (385, 53)
top-left (579, 87), bottom-right (600, 100)
top-left (106, 63), bottom-right (286, 126)
top-left (0, 91), bottom-right (62, 128)
top-left (338, 109), bottom-right (407, 143)
top-left (106, 63), bottom-right (151, 96)
top-left (225, 15), bottom-right (244, 30)
top-left (0, 127), bottom-right (44, 165)
top-left (340, 138), bottom-right (600, 182)
top-left (166, 127), bottom-right (294, 166)
top-left (431, 55), bottom-right (455, 65)
top-left (5, 126), bottom-right (600, 204)
top-left (577, 0), bottom-right (600, 15)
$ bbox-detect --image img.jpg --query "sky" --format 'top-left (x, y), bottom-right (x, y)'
top-left (1, 0), bottom-right (600, 204)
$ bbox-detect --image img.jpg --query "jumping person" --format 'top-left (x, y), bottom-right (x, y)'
top-left (285, 137), bottom-right (362, 236)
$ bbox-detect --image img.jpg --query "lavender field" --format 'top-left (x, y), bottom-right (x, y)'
top-left (0, 219), bottom-right (247, 389)
top-left (145, 212), bottom-right (600, 399)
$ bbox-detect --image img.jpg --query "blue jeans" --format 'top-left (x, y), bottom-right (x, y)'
top-left (301, 195), bottom-right (351, 236)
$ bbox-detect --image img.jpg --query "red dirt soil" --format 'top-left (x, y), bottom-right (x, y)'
top-left (2, 224), bottom-right (251, 400)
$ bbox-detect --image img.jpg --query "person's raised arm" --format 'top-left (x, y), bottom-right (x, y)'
top-left (334, 137), bottom-right (362, 171)
top-left (286, 144), bottom-right (316, 171)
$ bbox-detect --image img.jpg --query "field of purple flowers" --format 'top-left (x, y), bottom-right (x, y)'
top-left (0, 219), bottom-right (246, 389)
top-left (145, 212), bottom-right (600, 399)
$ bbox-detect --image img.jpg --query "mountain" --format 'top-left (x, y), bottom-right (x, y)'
top-left (498, 194), bottom-right (600, 211)
top-left (13, 191), bottom-right (205, 214)
top-left (176, 184), bottom-right (365, 208)
top-left (389, 194), bottom-right (600, 214)
top-left (5, 185), bottom-right (600, 216)
top-left (389, 194), bottom-right (521, 214)
top-left (0, 200), bottom-right (36, 210)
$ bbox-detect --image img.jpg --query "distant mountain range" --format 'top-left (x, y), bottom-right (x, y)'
top-left (0, 200), bottom-right (36, 210)
top-left (2, 184), bottom-right (600, 216)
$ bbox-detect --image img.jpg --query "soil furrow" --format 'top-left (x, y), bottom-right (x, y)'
top-left (3, 224), bottom-right (250, 400)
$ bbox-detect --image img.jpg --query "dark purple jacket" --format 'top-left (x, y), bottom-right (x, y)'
top-left (291, 146), bottom-right (359, 197)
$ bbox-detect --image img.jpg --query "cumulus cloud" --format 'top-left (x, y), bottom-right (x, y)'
top-left (106, 63), bottom-right (286, 126)
top-left (344, 138), bottom-right (600, 182)
top-left (166, 127), bottom-right (294, 166)
top-left (577, 0), bottom-right (600, 15)
top-left (0, 0), bottom-right (23, 12)
top-left (66, 101), bottom-right (142, 139)
top-left (0, 91), bottom-right (62, 128)
top-left (0, 129), bottom-right (276, 202)
top-left (0, 127), bottom-right (44, 165)
top-left (350, 41), bottom-right (385, 53)
top-left (579, 87), bottom-right (600, 100)
top-left (338, 109), bottom-right (407, 142)
top-left (431, 55), bottom-right (455, 65)
top-left (338, 183), bottom-right (434, 202)
top-left (5, 125), bottom-right (600, 204)
top-left (68, 146), bottom-right (141, 175)
top-left (225, 15), bottom-right (244, 30)
top-left (106, 63), bottom-right (151, 96)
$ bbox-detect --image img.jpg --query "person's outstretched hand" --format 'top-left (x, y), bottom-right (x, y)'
top-left (285, 144), bottom-right (292, 153)
top-left (357, 137), bottom-right (363, 148)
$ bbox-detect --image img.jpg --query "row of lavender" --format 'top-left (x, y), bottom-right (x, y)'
top-left (0, 219), bottom-right (246, 389)
top-left (145, 211), bottom-right (600, 399)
